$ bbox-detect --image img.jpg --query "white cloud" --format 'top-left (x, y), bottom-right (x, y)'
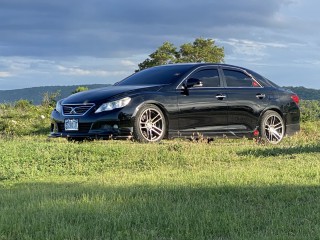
top-left (120, 60), bottom-right (136, 67)
top-left (57, 65), bottom-right (127, 77)
top-left (292, 59), bottom-right (320, 66)
top-left (220, 38), bottom-right (287, 57)
top-left (0, 57), bottom-right (57, 74)
top-left (0, 71), bottom-right (11, 77)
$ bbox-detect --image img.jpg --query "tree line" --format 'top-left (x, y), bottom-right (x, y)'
top-left (137, 38), bottom-right (224, 71)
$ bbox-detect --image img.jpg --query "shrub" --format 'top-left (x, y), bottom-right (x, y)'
top-left (14, 99), bottom-right (33, 109)
top-left (72, 86), bottom-right (89, 94)
top-left (300, 100), bottom-right (320, 122)
top-left (0, 104), bottom-right (52, 136)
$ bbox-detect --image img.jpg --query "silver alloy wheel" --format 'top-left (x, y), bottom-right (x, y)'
top-left (139, 108), bottom-right (164, 142)
top-left (263, 114), bottom-right (284, 144)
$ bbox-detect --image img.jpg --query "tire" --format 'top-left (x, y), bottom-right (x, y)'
top-left (260, 110), bottom-right (285, 144)
top-left (133, 104), bottom-right (167, 142)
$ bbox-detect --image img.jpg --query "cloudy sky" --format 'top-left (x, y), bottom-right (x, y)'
top-left (0, 0), bottom-right (319, 90)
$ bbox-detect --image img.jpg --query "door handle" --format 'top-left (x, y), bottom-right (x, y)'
top-left (216, 94), bottom-right (227, 100)
top-left (256, 93), bottom-right (266, 99)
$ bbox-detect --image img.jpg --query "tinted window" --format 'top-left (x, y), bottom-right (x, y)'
top-left (224, 69), bottom-right (257, 87)
top-left (117, 65), bottom-right (194, 86)
top-left (247, 70), bottom-right (279, 88)
top-left (189, 69), bottom-right (220, 87)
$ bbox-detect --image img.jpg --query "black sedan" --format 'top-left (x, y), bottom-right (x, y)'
top-left (50, 63), bottom-right (300, 144)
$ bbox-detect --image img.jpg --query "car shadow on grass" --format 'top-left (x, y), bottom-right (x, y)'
top-left (0, 182), bottom-right (320, 239)
top-left (238, 143), bottom-right (320, 157)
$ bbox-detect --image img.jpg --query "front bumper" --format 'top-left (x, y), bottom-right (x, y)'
top-left (49, 127), bottom-right (133, 140)
top-left (50, 108), bottom-right (134, 140)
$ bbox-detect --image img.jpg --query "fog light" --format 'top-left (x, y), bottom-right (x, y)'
top-left (113, 124), bottom-right (118, 129)
top-left (101, 124), bottom-right (112, 130)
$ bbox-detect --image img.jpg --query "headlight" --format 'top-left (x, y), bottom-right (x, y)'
top-left (55, 100), bottom-right (63, 113)
top-left (95, 97), bottom-right (131, 113)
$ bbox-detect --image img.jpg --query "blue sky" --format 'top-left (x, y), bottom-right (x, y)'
top-left (0, 0), bottom-right (319, 90)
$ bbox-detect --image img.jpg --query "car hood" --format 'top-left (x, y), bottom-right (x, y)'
top-left (61, 85), bottom-right (163, 104)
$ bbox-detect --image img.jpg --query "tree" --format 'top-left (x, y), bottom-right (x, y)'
top-left (137, 38), bottom-right (224, 71)
top-left (138, 42), bottom-right (177, 71)
top-left (72, 86), bottom-right (89, 94)
top-left (178, 38), bottom-right (224, 63)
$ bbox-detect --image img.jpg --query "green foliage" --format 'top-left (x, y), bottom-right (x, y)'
top-left (41, 90), bottom-right (60, 107)
top-left (72, 86), bottom-right (89, 94)
top-left (14, 99), bottom-right (33, 109)
top-left (300, 100), bottom-right (320, 122)
top-left (178, 38), bottom-right (225, 63)
top-left (138, 42), bottom-right (178, 70)
top-left (138, 38), bottom-right (224, 71)
top-left (0, 101), bottom-right (51, 136)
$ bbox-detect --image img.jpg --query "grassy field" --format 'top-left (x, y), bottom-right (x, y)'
top-left (0, 120), bottom-right (320, 239)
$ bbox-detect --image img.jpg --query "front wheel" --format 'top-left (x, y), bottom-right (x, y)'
top-left (133, 104), bottom-right (167, 142)
top-left (260, 110), bottom-right (285, 144)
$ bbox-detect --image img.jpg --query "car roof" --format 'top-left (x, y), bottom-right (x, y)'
top-left (154, 62), bottom-right (244, 69)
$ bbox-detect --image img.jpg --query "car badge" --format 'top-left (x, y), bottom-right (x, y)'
top-left (70, 107), bottom-right (77, 114)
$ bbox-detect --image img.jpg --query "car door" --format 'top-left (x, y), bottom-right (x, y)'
top-left (221, 67), bottom-right (272, 132)
top-left (177, 66), bottom-right (228, 136)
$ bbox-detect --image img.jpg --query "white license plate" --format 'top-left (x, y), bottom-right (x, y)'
top-left (65, 119), bottom-right (79, 131)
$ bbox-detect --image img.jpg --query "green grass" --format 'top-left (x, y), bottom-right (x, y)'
top-left (0, 102), bottom-right (51, 136)
top-left (0, 121), bottom-right (320, 239)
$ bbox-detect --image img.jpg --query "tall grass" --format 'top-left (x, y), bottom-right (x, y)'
top-left (0, 101), bottom-right (51, 136)
top-left (0, 101), bottom-right (319, 239)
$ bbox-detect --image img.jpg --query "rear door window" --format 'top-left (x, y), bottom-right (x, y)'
top-left (223, 69), bottom-right (260, 87)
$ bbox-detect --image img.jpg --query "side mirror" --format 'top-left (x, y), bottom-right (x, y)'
top-left (185, 78), bottom-right (203, 88)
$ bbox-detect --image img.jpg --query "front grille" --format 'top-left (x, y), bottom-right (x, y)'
top-left (62, 104), bottom-right (95, 116)
top-left (58, 123), bottom-right (92, 133)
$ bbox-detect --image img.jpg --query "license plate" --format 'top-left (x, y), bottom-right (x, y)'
top-left (65, 119), bottom-right (79, 131)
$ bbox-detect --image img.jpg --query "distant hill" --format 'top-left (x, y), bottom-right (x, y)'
top-left (284, 86), bottom-right (320, 100)
top-left (0, 84), bottom-right (110, 105)
top-left (0, 85), bottom-right (319, 105)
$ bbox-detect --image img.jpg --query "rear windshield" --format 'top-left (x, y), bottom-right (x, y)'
top-left (116, 65), bottom-right (194, 86)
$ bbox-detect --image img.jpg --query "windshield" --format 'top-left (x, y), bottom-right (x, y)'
top-left (116, 65), bottom-right (194, 86)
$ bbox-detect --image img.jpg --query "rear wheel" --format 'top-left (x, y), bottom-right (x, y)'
top-left (260, 110), bottom-right (285, 144)
top-left (133, 104), bottom-right (166, 142)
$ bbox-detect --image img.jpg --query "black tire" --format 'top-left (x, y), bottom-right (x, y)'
top-left (133, 104), bottom-right (167, 142)
top-left (260, 110), bottom-right (285, 144)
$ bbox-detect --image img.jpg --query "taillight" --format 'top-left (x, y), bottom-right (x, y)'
top-left (291, 94), bottom-right (300, 105)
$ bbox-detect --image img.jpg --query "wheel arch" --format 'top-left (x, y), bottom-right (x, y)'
top-left (132, 100), bottom-right (170, 136)
top-left (257, 106), bottom-right (287, 136)
top-left (259, 108), bottom-right (286, 144)
top-left (259, 106), bottom-right (285, 124)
